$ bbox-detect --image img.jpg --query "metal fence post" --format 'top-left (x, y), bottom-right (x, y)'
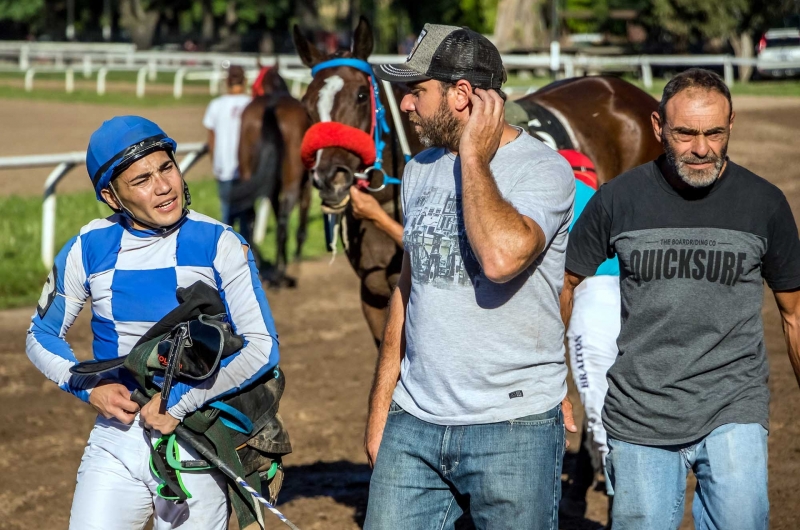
top-left (549, 41), bottom-right (560, 78)
top-left (209, 70), bottom-right (221, 96)
top-left (97, 67), bottom-right (108, 95)
top-left (641, 60), bottom-right (653, 89)
top-left (24, 69), bottom-right (35, 92)
top-left (65, 68), bottom-right (74, 93)
top-left (19, 44), bottom-right (30, 70)
top-left (82, 55), bottom-right (92, 78)
top-left (173, 68), bottom-right (186, 99)
top-left (148, 58), bottom-right (157, 81)
top-left (41, 163), bottom-right (74, 268)
top-left (253, 199), bottom-right (271, 244)
top-left (564, 57), bottom-right (575, 78)
top-left (136, 66), bottom-right (147, 98)
top-left (723, 57), bottom-right (734, 87)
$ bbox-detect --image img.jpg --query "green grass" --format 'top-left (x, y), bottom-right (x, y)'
top-left (0, 69), bottom-right (213, 86)
top-left (0, 84), bottom-right (215, 107)
top-left (0, 178), bottom-right (331, 310)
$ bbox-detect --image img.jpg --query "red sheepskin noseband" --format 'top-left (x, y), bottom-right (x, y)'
top-left (301, 122), bottom-right (376, 170)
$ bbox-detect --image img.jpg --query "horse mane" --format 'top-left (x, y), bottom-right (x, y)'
top-left (254, 67), bottom-right (290, 97)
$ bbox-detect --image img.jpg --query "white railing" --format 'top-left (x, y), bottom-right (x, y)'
top-left (1, 39), bottom-right (797, 84)
top-left (11, 58), bottom-right (315, 99)
top-left (0, 143), bottom-right (208, 268)
top-left (5, 49), bottom-right (800, 97)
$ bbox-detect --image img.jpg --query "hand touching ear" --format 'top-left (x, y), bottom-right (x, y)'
top-left (459, 88), bottom-right (505, 164)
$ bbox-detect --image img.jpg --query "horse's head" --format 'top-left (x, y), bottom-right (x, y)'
top-left (252, 58), bottom-right (289, 98)
top-left (293, 18), bottom-right (376, 213)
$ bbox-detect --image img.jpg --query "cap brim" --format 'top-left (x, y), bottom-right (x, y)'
top-left (374, 63), bottom-right (431, 84)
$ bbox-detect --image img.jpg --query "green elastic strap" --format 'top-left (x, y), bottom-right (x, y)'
top-left (264, 460), bottom-right (279, 481)
top-left (149, 435), bottom-right (194, 501)
top-left (165, 434), bottom-right (214, 472)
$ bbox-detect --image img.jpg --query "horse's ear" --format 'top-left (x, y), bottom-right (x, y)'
top-left (352, 16), bottom-right (373, 60)
top-left (293, 25), bottom-right (325, 68)
top-left (256, 56), bottom-right (263, 68)
top-left (273, 53), bottom-right (280, 70)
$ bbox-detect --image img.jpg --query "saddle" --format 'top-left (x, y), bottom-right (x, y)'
top-left (70, 281), bottom-right (291, 529)
top-left (513, 99), bottom-right (574, 151)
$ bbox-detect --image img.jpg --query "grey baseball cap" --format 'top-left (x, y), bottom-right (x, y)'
top-left (375, 24), bottom-right (506, 90)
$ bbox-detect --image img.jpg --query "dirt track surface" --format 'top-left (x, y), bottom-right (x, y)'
top-left (1, 95), bottom-right (800, 529)
top-left (0, 99), bottom-right (212, 197)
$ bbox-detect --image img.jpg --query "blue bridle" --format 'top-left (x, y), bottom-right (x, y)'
top-left (310, 58), bottom-right (408, 187)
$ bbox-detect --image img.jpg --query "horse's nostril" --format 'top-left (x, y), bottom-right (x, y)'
top-left (332, 169), bottom-right (351, 188)
top-left (311, 170), bottom-right (324, 190)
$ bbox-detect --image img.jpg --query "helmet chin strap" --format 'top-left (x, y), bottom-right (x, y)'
top-left (108, 178), bottom-right (191, 234)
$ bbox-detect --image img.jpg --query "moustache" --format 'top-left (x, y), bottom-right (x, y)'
top-left (679, 154), bottom-right (720, 165)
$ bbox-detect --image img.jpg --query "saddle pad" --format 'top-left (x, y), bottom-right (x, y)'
top-left (514, 99), bottom-right (574, 151)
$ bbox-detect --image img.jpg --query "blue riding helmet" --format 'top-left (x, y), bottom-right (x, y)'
top-left (86, 116), bottom-right (178, 203)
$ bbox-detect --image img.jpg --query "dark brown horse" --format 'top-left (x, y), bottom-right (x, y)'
top-left (294, 18), bottom-right (662, 342)
top-left (236, 65), bottom-right (312, 287)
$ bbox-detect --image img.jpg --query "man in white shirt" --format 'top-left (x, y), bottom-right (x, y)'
top-left (203, 65), bottom-right (253, 239)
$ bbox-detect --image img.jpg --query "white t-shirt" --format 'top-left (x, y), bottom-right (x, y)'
top-left (202, 94), bottom-right (252, 182)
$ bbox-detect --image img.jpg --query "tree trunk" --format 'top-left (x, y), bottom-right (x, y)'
top-left (217, 0), bottom-right (240, 50)
top-left (118, 0), bottom-right (159, 50)
top-left (202, 0), bottom-right (215, 47)
top-left (493, 0), bottom-right (548, 53)
top-left (730, 32), bottom-right (754, 83)
top-left (295, 0), bottom-right (318, 33)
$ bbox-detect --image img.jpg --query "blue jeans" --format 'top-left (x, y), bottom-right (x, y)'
top-left (217, 180), bottom-right (254, 244)
top-left (606, 423), bottom-right (769, 530)
top-left (364, 402), bottom-right (565, 530)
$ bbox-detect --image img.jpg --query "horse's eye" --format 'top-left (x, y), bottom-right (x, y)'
top-left (357, 87), bottom-right (369, 103)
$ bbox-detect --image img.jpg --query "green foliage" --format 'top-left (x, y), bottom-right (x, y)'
top-left (397, 0), bottom-right (498, 37)
top-left (0, 179), bottom-right (331, 309)
top-left (0, 83), bottom-right (215, 107)
top-left (648, 0), bottom-right (799, 44)
top-left (0, 0), bottom-right (45, 22)
top-left (565, 0), bottom-right (604, 34)
top-left (457, 0), bottom-right (499, 34)
top-left (649, 0), bottom-right (746, 41)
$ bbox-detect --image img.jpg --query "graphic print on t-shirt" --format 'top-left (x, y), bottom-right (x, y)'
top-left (404, 185), bottom-right (479, 288)
top-left (623, 233), bottom-right (752, 287)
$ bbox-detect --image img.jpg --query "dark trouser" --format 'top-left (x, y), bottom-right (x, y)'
top-left (217, 180), bottom-right (255, 245)
top-left (364, 402), bottom-right (565, 530)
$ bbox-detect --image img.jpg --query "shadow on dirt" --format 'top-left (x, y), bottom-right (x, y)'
top-left (279, 461), bottom-right (372, 526)
top-left (560, 450), bottom-right (608, 530)
top-left (279, 456), bottom-right (606, 530)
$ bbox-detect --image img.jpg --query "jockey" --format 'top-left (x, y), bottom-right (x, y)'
top-left (26, 115), bottom-right (279, 529)
top-left (559, 149), bottom-right (620, 520)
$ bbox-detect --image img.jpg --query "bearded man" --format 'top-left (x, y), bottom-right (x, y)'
top-left (562, 68), bottom-right (800, 529)
top-left (361, 24), bottom-right (577, 529)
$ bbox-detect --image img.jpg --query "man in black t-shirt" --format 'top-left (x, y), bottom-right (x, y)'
top-left (562, 68), bottom-right (800, 529)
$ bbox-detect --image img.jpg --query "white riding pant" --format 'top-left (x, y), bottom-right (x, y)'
top-left (69, 414), bottom-right (229, 530)
top-left (566, 275), bottom-right (621, 465)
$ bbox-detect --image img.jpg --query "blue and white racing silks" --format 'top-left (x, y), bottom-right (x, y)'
top-left (26, 210), bottom-right (279, 420)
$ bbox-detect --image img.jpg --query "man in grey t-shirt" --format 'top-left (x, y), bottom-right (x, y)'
top-left (363, 24), bottom-right (576, 529)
